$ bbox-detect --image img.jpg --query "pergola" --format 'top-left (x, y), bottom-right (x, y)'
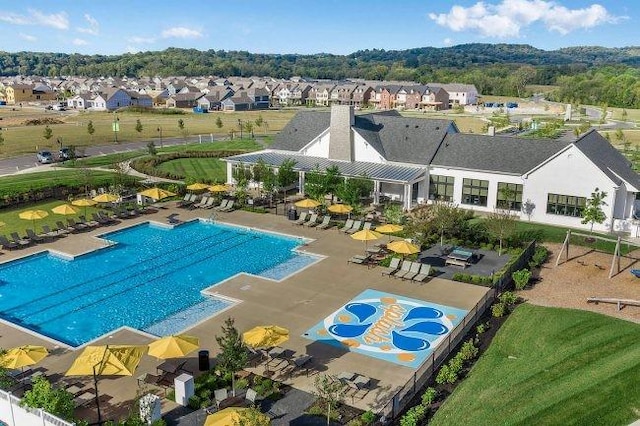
top-left (225, 151), bottom-right (426, 210)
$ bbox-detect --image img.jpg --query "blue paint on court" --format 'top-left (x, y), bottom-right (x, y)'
top-left (303, 289), bottom-right (468, 368)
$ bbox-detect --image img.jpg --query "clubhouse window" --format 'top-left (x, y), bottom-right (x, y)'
top-left (546, 193), bottom-right (586, 217)
top-left (461, 178), bottom-right (489, 206)
top-left (429, 175), bottom-right (454, 202)
top-left (496, 182), bottom-right (523, 210)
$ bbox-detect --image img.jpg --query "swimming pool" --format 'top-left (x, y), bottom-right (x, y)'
top-left (0, 220), bottom-right (318, 347)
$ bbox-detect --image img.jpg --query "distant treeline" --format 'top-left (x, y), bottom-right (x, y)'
top-left (1, 43), bottom-right (639, 108)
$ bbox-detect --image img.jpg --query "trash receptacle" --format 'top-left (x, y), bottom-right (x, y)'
top-left (288, 207), bottom-right (298, 221)
top-left (198, 350), bottom-right (210, 371)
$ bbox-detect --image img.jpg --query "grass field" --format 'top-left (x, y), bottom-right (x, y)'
top-left (0, 199), bottom-right (106, 236)
top-left (157, 158), bottom-right (227, 182)
top-left (0, 107), bottom-right (295, 158)
top-left (0, 169), bottom-right (133, 194)
top-left (430, 304), bottom-right (640, 426)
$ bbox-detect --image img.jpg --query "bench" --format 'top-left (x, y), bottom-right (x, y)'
top-left (445, 258), bottom-right (468, 268)
top-left (587, 297), bottom-right (640, 311)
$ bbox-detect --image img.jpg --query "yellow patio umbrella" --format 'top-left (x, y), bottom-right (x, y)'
top-left (205, 407), bottom-right (268, 426)
top-left (327, 204), bottom-right (353, 214)
top-left (375, 223), bottom-right (404, 241)
top-left (139, 187), bottom-right (177, 201)
top-left (66, 345), bottom-right (146, 424)
top-left (186, 182), bottom-right (210, 191)
top-left (209, 184), bottom-right (230, 193)
top-left (387, 240), bottom-right (420, 255)
top-left (295, 198), bottom-right (320, 209)
top-left (52, 204), bottom-right (79, 215)
top-left (92, 193), bottom-right (120, 203)
top-left (72, 198), bottom-right (98, 217)
top-left (350, 229), bottom-right (383, 255)
top-left (243, 325), bottom-right (290, 348)
top-left (0, 345), bottom-right (48, 370)
top-left (148, 335), bottom-right (199, 359)
top-left (19, 209), bottom-right (49, 229)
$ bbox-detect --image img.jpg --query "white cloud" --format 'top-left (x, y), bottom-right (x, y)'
top-left (126, 45), bottom-right (140, 54)
top-left (443, 38), bottom-right (453, 46)
top-left (161, 27), bottom-right (203, 39)
top-left (128, 36), bottom-right (156, 44)
top-left (78, 13), bottom-right (99, 35)
top-left (72, 38), bottom-right (88, 46)
top-left (0, 8), bottom-right (69, 30)
top-left (19, 32), bottom-right (37, 42)
top-left (428, 0), bottom-right (621, 38)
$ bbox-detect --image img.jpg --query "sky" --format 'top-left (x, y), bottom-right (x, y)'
top-left (0, 0), bottom-right (635, 55)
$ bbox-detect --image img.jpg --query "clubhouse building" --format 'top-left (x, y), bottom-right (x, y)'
top-left (224, 105), bottom-right (640, 234)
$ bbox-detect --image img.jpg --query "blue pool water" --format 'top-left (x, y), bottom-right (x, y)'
top-left (0, 221), bottom-right (316, 347)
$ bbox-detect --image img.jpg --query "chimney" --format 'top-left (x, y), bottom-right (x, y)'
top-left (328, 105), bottom-right (355, 161)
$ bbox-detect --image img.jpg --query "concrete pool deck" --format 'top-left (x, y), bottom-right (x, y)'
top-left (0, 205), bottom-right (490, 421)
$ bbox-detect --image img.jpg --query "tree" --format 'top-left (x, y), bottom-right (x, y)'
top-left (0, 348), bottom-right (12, 390)
top-left (234, 406), bottom-right (270, 426)
top-left (215, 317), bottom-right (248, 396)
top-left (304, 166), bottom-right (326, 201)
top-left (615, 128), bottom-right (625, 144)
top-left (146, 141), bottom-right (157, 156)
top-left (324, 165), bottom-right (343, 203)
top-left (215, 116), bottom-right (223, 129)
top-left (135, 119), bottom-right (143, 134)
top-left (87, 120), bottom-right (95, 141)
top-left (21, 377), bottom-right (75, 421)
top-left (243, 121), bottom-right (254, 138)
top-left (254, 115), bottom-right (264, 129)
top-left (313, 374), bottom-right (347, 426)
top-left (0, 130), bottom-right (4, 153)
top-left (178, 118), bottom-right (187, 140)
top-left (335, 175), bottom-right (373, 208)
top-left (484, 209), bottom-right (518, 256)
top-left (581, 188), bottom-right (608, 234)
top-left (43, 125), bottom-right (53, 144)
top-left (277, 158), bottom-right (297, 205)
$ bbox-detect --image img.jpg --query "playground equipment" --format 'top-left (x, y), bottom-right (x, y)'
top-left (587, 297), bottom-right (640, 311)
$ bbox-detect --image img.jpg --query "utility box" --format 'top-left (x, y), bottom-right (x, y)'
top-left (288, 207), bottom-right (298, 221)
top-left (174, 373), bottom-right (194, 406)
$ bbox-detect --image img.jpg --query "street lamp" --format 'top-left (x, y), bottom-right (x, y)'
top-left (157, 126), bottom-right (163, 148)
top-left (112, 113), bottom-right (120, 143)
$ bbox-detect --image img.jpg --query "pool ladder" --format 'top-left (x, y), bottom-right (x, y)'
top-left (208, 212), bottom-right (217, 223)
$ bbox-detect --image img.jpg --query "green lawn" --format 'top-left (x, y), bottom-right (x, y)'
top-left (0, 199), bottom-right (104, 236)
top-left (0, 169), bottom-right (134, 194)
top-left (156, 158), bottom-right (227, 182)
top-left (430, 304), bottom-right (640, 426)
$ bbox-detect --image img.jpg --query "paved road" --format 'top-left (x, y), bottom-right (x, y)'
top-left (0, 135), bottom-right (209, 177)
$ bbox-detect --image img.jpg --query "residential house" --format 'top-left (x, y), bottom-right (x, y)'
top-left (430, 83), bottom-right (478, 106)
top-left (67, 93), bottom-right (93, 109)
top-left (223, 105), bottom-right (640, 233)
top-left (127, 91), bottom-right (153, 108)
top-left (221, 91), bottom-right (253, 111)
top-left (420, 86), bottom-right (449, 111)
top-left (376, 85), bottom-right (403, 110)
top-left (166, 92), bottom-right (204, 109)
top-left (308, 83), bottom-right (336, 107)
top-left (289, 84), bottom-right (312, 106)
top-left (246, 87), bottom-right (270, 109)
top-left (5, 83), bottom-right (57, 104)
top-left (102, 88), bottom-right (132, 110)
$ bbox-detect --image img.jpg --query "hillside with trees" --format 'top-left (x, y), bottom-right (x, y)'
top-left (0, 43), bottom-right (639, 108)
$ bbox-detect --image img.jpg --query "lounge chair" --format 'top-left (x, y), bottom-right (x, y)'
top-left (214, 388), bottom-right (228, 409)
top-left (92, 212), bottom-right (111, 226)
top-left (381, 258), bottom-right (401, 276)
top-left (98, 211), bottom-right (118, 224)
top-left (193, 196), bottom-right (210, 209)
top-left (346, 220), bottom-right (363, 234)
top-left (292, 212), bottom-right (309, 225)
top-left (348, 254), bottom-right (370, 265)
top-left (362, 222), bottom-right (373, 231)
top-left (396, 262), bottom-right (421, 280)
top-left (42, 225), bottom-right (65, 238)
top-left (315, 216), bottom-right (332, 230)
top-left (0, 235), bottom-right (19, 250)
top-left (219, 200), bottom-right (235, 212)
top-left (200, 198), bottom-right (216, 209)
top-left (339, 219), bottom-right (354, 233)
top-left (79, 215), bottom-right (100, 228)
top-left (402, 262), bottom-right (423, 281)
top-left (67, 218), bottom-right (89, 231)
top-left (303, 213), bottom-right (318, 227)
top-left (25, 229), bottom-right (46, 243)
top-left (10, 232), bottom-right (32, 247)
top-left (57, 220), bottom-right (78, 234)
top-left (391, 260), bottom-right (412, 278)
top-left (412, 264), bottom-right (432, 282)
top-left (212, 199), bottom-right (230, 211)
top-left (177, 193), bottom-right (196, 208)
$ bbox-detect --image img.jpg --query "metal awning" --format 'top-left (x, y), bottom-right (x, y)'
top-left (225, 151), bottom-right (425, 184)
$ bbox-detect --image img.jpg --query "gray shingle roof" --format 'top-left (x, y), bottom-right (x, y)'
top-left (271, 110), bottom-right (453, 166)
top-left (226, 150), bottom-right (425, 183)
top-left (432, 133), bottom-right (571, 174)
top-left (574, 130), bottom-right (640, 190)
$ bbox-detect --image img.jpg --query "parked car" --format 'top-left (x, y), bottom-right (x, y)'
top-left (59, 147), bottom-right (72, 161)
top-left (37, 150), bottom-right (54, 164)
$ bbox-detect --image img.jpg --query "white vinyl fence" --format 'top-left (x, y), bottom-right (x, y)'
top-left (0, 389), bottom-right (75, 426)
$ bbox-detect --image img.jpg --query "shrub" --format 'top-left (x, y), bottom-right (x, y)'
top-left (471, 275), bottom-right (482, 285)
top-left (529, 245), bottom-right (550, 268)
top-left (435, 363), bottom-right (458, 385)
top-left (476, 322), bottom-right (487, 335)
top-left (400, 404), bottom-right (427, 426)
top-left (421, 387), bottom-right (438, 406)
top-left (458, 339), bottom-right (479, 361)
top-left (452, 273), bottom-right (464, 282)
top-left (187, 395), bottom-right (201, 409)
top-left (512, 269), bottom-right (532, 290)
top-left (499, 291), bottom-right (518, 306)
top-left (361, 410), bottom-right (376, 425)
top-left (492, 302), bottom-right (506, 317)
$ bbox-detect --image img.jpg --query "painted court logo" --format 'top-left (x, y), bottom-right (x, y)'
top-left (305, 289), bottom-right (467, 367)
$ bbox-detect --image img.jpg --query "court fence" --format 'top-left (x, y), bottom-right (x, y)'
top-left (0, 388), bottom-right (75, 426)
top-left (377, 240), bottom-right (537, 422)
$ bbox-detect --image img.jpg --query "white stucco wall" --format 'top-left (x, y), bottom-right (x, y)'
top-left (524, 145), bottom-right (616, 232)
top-left (300, 130), bottom-right (330, 158)
top-left (353, 131), bottom-right (386, 163)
